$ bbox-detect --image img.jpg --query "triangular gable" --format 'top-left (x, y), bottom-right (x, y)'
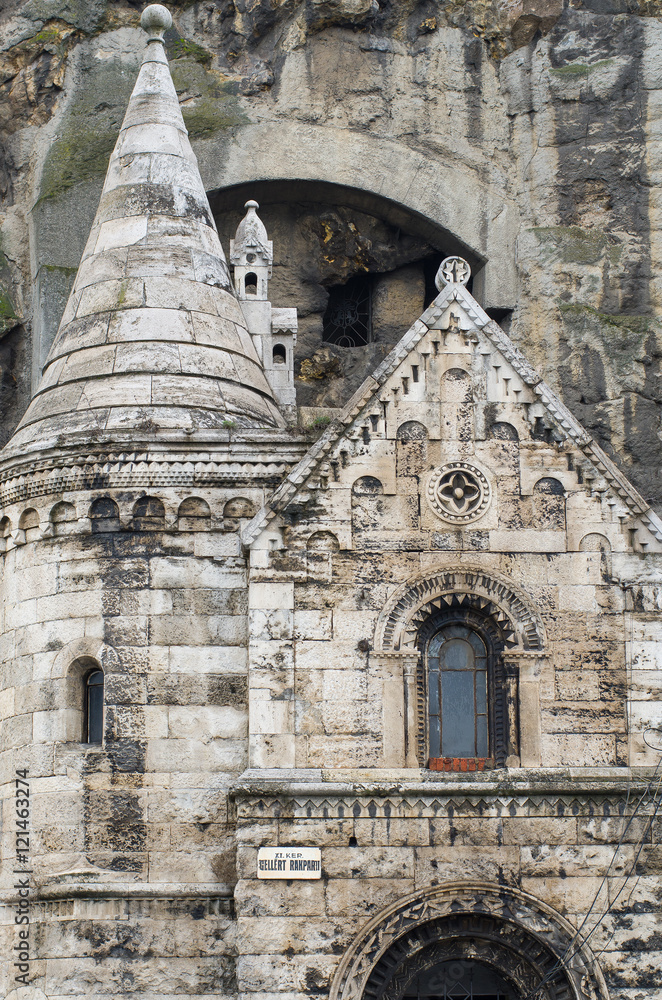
top-left (243, 257), bottom-right (662, 549)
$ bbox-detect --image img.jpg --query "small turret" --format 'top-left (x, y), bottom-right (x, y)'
top-left (230, 201), bottom-right (297, 418)
top-left (230, 200), bottom-right (273, 301)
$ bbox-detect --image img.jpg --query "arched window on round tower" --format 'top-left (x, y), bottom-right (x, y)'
top-left (84, 667), bottom-right (104, 745)
top-left (90, 496), bottom-right (120, 533)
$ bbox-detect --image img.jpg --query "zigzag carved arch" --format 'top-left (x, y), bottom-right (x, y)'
top-left (374, 566), bottom-right (545, 652)
top-left (330, 881), bottom-right (609, 1000)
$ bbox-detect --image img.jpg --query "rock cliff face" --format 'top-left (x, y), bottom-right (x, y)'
top-left (1, 0), bottom-right (662, 506)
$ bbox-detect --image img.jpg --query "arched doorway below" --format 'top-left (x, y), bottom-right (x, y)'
top-left (332, 885), bottom-right (608, 1000)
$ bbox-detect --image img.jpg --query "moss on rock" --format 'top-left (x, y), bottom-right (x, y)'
top-left (22, 0), bottom-right (108, 34)
top-left (166, 35), bottom-right (213, 67)
top-left (170, 60), bottom-right (248, 139)
top-left (550, 58), bottom-right (614, 77)
top-left (0, 289), bottom-right (18, 336)
top-left (558, 302), bottom-right (653, 381)
top-left (0, 237), bottom-right (20, 337)
top-left (38, 59), bottom-right (138, 203)
top-left (530, 226), bottom-right (622, 266)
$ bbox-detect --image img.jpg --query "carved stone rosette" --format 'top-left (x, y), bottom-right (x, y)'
top-left (426, 463), bottom-right (491, 525)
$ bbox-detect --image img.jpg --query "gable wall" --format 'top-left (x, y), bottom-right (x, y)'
top-left (247, 318), bottom-right (645, 771)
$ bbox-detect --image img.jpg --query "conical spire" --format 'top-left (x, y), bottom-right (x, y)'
top-left (3, 3), bottom-right (283, 460)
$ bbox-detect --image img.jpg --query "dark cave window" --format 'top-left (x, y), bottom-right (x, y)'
top-left (84, 668), bottom-right (104, 745)
top-left (245, 272), bottom-right (258, 295)
top-left (322, 274), bottom-right (372, 347)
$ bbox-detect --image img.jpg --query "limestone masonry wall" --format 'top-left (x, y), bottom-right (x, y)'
top-left (2, 4), bottom-right (662, 1000)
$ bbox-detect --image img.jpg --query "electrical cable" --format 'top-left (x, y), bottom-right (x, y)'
top-left (517, 753), bottom-right (662, 1000)
top-left (642, 727), bottom-right (662, 752)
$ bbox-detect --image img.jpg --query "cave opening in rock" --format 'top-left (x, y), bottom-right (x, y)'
top-left (211, 179), bottom-right (481, 409)
top-left (322, 273), bottom-right (373, 347)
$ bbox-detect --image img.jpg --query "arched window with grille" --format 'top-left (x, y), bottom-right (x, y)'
top-left (427, 624), bottom-right (489, 760)
top-left (84, 668), bottom-right (104, 744)
top-left (416, 597), bottom-right (520, 770)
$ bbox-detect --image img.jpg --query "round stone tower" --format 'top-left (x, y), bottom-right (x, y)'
top-left (0, 7), bottom-right (302, 995)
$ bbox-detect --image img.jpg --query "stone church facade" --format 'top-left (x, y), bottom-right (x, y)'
top-left (2, 4), bottom-right (662, 1000)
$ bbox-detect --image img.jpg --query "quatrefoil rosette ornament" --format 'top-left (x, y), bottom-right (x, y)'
top-left (427, 462), bottom-right (491, 524)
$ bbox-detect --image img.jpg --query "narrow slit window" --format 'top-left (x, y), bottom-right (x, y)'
top-left (85, 669), bottom-right (104, 744)
top-left (428, 625), bottom-right (488, 759)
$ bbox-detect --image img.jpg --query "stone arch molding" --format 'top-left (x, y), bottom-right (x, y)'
top-left (330, 882), bottom-right (609, 1000)
top-left (201, 122), bottom-right (517, 307)
top-left (49, 639), bottom-right (120, 680)
top-left (374, 566), bottom-right (545, 652)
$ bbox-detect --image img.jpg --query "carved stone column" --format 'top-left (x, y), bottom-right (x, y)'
top-left (402, 654), bottom-right (421, 767)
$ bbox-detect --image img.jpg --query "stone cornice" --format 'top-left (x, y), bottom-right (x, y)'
top-left (0, 433), bottom-right (309, 507)
top-left (0, 885), bottom-right (234, 920)
top-left (230, 766), bottom-right (657, 801)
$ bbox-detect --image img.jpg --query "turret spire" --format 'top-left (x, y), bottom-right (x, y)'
top-left (230, 200), bottom-right (273, 301)
top-left (3, 3), bottom-right (283, 460)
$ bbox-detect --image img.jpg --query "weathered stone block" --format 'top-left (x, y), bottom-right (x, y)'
top-left (235, 877), bottom-right (326, 917)
top-left (293, 610), bottom-right (333, 640)
top-left (236, 916), bottom-right (347, 955)
top-left (322, 846), bottom-right (414, 878)
top-left (169, 645), bottom-right (248, 674)
top-left (169, 705), bottom-right (247, 739)
top-left (414, 846), bottom-right (521, 887)
top-left (325, 876), bottom-right (417, 918)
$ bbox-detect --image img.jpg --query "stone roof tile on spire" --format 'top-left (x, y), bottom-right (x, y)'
top-left (3, 3), bottom-right (283, 460)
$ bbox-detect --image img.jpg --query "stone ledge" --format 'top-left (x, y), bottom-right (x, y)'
top-left (230, 765), bottom-right (659, 799)
top-left (0, 882), bottom-right (235, 907)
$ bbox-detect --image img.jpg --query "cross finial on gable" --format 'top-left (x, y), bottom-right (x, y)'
top-left (435, 256), bottom-right (472, 290)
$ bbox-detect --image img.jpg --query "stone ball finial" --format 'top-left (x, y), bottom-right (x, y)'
top-left (245, 200), bottom-right (259, 210)
top-left (141, 4), bottom-right (172, 40)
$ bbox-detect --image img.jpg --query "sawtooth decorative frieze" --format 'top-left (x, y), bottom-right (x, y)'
top-left (374, 567), bottom-right (545, 652)
top-left (233, 788), bottom-right (652, 822)
top-left (0, 444), bottom-right (306, 507)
